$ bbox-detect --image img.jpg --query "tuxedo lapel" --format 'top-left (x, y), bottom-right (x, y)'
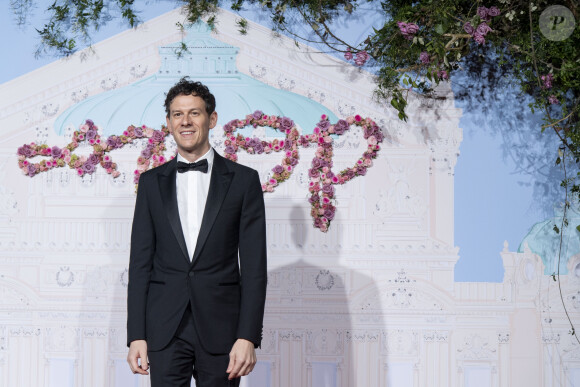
top-left (158, 158), bottom-right (190, 264)
top-left (191, 153), bottom-right (234, 265)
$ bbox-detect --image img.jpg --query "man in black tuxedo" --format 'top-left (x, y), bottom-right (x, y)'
top-left (126, 77), bottom-right (267, 386)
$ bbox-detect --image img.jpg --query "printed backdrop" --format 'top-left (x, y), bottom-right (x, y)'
top-left (1, 7), bottom-right (579, 387)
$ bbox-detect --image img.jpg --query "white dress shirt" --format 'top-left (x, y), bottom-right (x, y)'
top-left (176, 148), bottom-right (214, 260)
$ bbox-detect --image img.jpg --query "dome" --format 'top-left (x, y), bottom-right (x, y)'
top-left (54, 22), bottom-right (336, 137)
top-left (518, 205), bottom-right (580, 275)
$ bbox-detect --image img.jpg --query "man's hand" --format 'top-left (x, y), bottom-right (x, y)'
top-left (226, 338), bottom-right (257, 380)
top-left (127, 340), bottom-right (149, 375)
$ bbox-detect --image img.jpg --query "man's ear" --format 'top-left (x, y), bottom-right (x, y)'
top-left (209, 111), bottom-right (218, 129)
top-left (166, 116), bottom-right (172, 133)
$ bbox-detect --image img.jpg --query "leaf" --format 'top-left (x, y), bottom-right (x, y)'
top-left (576, 224), bottom-right (580, 233)
top-left (553, 225), bottom-right (560, 234)
top-left (435, 24), bottom-right (444, 34)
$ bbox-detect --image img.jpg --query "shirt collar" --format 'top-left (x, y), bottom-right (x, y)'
top-left (176, 147), bottom-right (214, 168)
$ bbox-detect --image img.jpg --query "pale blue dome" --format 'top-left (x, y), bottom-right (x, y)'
top-left (518, 206), bottom-right (580, 275)
top-left (54, 22), bottom-right (336, 136)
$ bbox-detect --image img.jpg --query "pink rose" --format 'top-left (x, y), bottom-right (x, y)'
top-left (79, 124), bottom-right (89, 133)
top-left (368, 136), bottom-right (378, 145)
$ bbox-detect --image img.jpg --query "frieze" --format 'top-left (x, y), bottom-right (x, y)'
top-left (542, 332), bottom-right (561, 344)
top-left (256, 329), bottom-right (278, 354)
top-left (382, 330), bottom-right (418, 356)
top-left (497, 332), bottom-right (510, 344)
top-left (248, 64), bottom-right (267, 79)
top-left (44, 326), bottom-right (80, 352)
top-left (423, 330), bottom-right (449, 342)
top-left (100, 76), bottom-right (119, 91)
top-left (279, 329), bottom-right (303, 341)
top-left (41, 103), bottom-right (59, 118)
top-left (70, 87), bottom-right (89, 103)
top-left (56, 267), bottom-right (75, 287)
top-left (83, 328), bottom-right (109, 338)
top-left (129, 64), bottom-right (148, 79)
top-left (10, 326), bottom-right (41, 337)
top-left (307, 88), bottom-right (326, 104)
top-left (306, 329), bottom-right (343, 355)
top-left (456, 334), bottom-right (497, 360)
top-left (346, 330), bottom-right (380, 343)
top-left (276, 75), bottom-right (296, 91)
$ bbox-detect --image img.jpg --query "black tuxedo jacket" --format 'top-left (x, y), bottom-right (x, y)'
top-left (127, 152), bottom-right (267, 354)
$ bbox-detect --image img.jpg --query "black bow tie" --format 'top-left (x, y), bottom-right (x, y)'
top-left (177, 159), bottom-right (209, 173)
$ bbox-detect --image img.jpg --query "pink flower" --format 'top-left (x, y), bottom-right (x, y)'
top-left (438, 70), bottom-right (449, 80)
top-left (473, 33), bottom-right (485, 45)
top-left (548, 95), bottom-right (559, 104)
top-left (420, 51), bottom-right (430, 64)
top-left (541, 73), bottom-right (554, 89)
top-left (464, 22), bottom-right (475, 35)
top-left (79, 124), bottom-right (89, 133)
top-left (488, 6), bottom-right (500, 17)
top-left (368, 136), bottom-right (378, 145)
top-left (355, 115), bottom-right (362, 122)
top-left (77, 168), bottom-right (83, 176)
top-left (476, 22), bottom-right (492, 36)
top-left (344, 48), bottom-right (353, 61)
top-left (477, 6), bottom-right (489, 20)
top-left (355, 50), bottom-right (370, 66)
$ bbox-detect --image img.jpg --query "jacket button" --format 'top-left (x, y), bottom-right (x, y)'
top-left (188, 272), bottom-right (194, 278)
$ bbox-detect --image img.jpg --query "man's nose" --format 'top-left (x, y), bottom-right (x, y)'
top-left (182, 114), bottom-right (191, 125)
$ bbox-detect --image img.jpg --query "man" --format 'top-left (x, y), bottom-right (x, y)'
top-left (126, 77), bottom-right (267, 387)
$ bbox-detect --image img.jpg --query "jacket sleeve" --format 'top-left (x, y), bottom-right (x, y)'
top-left (126, 174), bottom-right (156, 346)
top-left (236, 169), bottom-right (267, 347)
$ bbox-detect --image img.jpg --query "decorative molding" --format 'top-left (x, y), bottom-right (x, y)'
top-left (44, 326), bottom-right (79, 352)
top-left (456, 334), bottom-right (497, 360)
top-left (305, 329), bottom-right (343, 355)
top-left (497, 332), bottom-right (510, 344)
top-left (423, 330), bottom-right (449, 342)
top-left (382, 330), bottom-right (418, 356)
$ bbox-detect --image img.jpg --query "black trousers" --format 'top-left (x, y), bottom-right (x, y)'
top-left (148, 304), bottom-right (240, 387)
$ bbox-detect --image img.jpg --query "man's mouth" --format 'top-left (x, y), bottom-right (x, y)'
top-left (180, 131), bottom-right (195, 136)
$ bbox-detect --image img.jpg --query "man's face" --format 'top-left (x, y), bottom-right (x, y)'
top-left (166, 94), bottom-right (217, 161)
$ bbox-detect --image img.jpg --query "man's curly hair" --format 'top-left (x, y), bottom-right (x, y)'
top-left (164, 77), bottom-right (216, 117)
